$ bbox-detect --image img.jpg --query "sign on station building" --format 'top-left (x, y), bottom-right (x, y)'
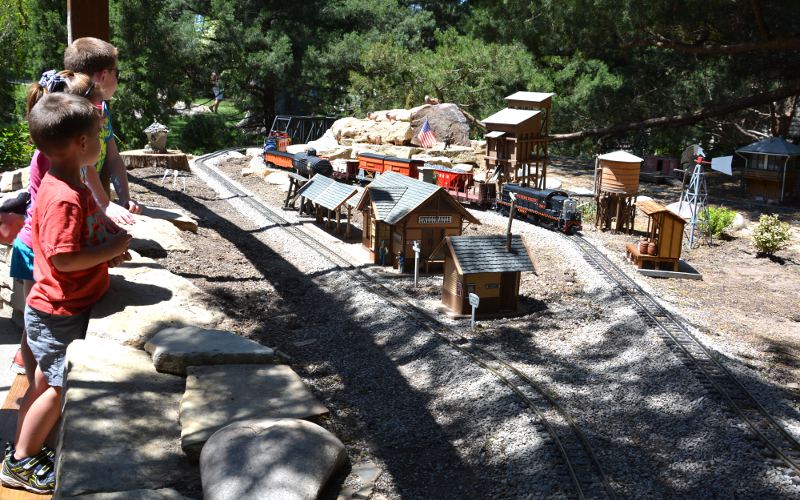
top-left (355, 172), bottom-right (480, 269)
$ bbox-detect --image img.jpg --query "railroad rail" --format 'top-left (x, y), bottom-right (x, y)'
top-left (570, 234), bottom-right (800, 476)
top-left (193, 149), bottom-right (616, 500)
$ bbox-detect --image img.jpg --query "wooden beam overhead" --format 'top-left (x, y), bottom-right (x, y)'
top-left (67, 0), bottom-right (109, 43)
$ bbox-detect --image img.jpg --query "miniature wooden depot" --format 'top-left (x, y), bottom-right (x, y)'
top-left (296, 174), bottom-right (359, 238)
top-left (594, 151), bottom-right (643, 233)
top-left (430, 235), bottom-right (535, 315)
top-left (625, 200), bottom-right (686, 271)
top-left (356, 171), bottom-right (480, 268)
top-left (735, 137), bottom-right (800, 204)
top-left (482, 91), bottom-right (553, 190)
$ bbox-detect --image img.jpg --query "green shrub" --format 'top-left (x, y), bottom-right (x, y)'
top-left (178, 113), bottom-right (243, 155)
top-left (703, 205), bottom-right (736, 237)
top-left (578, 200), bottom-right (596, 222)
top-left (751, 214), bottom-right (791, 256)
top-left (0, 123), bottom-right (34, 171)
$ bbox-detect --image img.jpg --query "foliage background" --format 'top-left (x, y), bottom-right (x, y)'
top-left (1, 0), bottom-right (799, 159)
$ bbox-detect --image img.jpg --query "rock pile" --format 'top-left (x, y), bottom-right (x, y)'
top-left (290, 103), bottom-right (487, 171)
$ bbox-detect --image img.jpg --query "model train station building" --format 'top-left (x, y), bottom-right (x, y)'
top-left (356, 172), bottom-right (480, 268)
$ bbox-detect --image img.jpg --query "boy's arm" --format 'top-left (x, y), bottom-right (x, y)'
top-left (50, 232), bottom-right (132, 272)
top-left (84, 166), bottom-right (135, 224)
top-left (106, 139), bottom-right (141, 214)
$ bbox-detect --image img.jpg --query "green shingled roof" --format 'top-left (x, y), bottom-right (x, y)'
top-left (359, 171), bottom-right (479, 225)
top-left (296, 174), bottom-right (358, 211)
top-left (448, 235), bottom-right (534, 274)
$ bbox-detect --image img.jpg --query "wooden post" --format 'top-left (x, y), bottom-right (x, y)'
top-left (336, 208), bottom-right (341, 234)
top-left (68, 0), bottom-right (109, 43)
top-left (346, 207), bottom-right (352, 239)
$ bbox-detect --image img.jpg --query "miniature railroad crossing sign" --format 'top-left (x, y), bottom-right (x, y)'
top-left (468, 292), bottom-right (480, 329)
top-left (412, 240), bottom-right (421, 288)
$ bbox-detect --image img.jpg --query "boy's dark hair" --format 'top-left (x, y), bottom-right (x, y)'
top-left (28, 93), bottom-right (98, 156)
top-left (63, 37), bottom-right (118, 75)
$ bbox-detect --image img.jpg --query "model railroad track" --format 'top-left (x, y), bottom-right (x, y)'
top-left (570, 234), bottom-right (800, 475)
top-left (192, 150), bottom-right (616, 500)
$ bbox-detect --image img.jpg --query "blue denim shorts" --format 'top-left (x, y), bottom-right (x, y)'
top-left (25, 305), bottom-right (91, 387)
top-left (9, 237), bottom-right (34, 281)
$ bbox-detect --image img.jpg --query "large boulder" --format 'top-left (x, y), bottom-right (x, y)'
top-left (351, 143), bottom-right (420, 160)
top-left (410, 104), bottom-right (471, 147)
top-left (200, 419), bottom-right (346, 500)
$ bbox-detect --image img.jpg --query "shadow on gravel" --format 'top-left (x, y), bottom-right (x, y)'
top-left (467, 283), bottom-right (800, 497)
top-left (130, 172), bottom-right (489, 498)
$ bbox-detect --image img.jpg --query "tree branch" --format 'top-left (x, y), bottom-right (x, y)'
top-left (751, 0), bottom-right (771, 41)
top-left (620, 34), bottom-right (800, 54)
top-left (550, 83), bottom-right (800, 142)
top-left (732, 122), bottom-right (769, 140)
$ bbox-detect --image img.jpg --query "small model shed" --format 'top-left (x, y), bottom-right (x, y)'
top-left (432, 235), bottom-right (535, 315)
top-left (296, 174), bottom-right (359, 238)
top-left (735, 137), bottom-right (800, 203)
top-left (356, 172), bottom-right (480, 268)
top-left (625, 200), bottom-right (686, 271)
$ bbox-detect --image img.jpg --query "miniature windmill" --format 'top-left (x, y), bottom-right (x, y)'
top-left (678, 145), bottom-right (733, 247)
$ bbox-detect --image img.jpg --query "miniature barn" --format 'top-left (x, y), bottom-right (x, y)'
top-left (356, 171), bottom-right (480, 268)
top-left (296, 174), bottom-right (359, 238)
top-left (594, 151), bottom-right (643, 233)
top-left (431, 235), bottom-right (536, 315)
top-left (625, 200), bottom-right (686, 271)
top-left (735, 137), bottom-right (800, 204)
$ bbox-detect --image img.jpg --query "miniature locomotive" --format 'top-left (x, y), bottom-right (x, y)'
top-left (496, 184), bottom-right (582, 234)
top-left (264, 148), bottom-right (333, 178)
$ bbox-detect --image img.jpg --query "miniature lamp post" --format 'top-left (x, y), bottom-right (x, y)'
top-left (143, 122), bottom-right (170, 154)
top-left (412, 240), bottom-right (421, 287)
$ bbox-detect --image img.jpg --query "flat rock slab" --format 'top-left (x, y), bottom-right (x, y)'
top-left (145, 325), bottom-right (275, 376)
top-left (58, 338), bottom-right (199, 498)
top-left (200, 419), bottom-right (346, 500)
top-left (63, 488), bottom-right (194, 499)
top-left (180, 364), bottom-right (329, 460)
top-left (88, 251), bottom-right (224, 346)
top-left (127, 214), bottom-right (191, 256)
top-left (140, 206), bottom-right (198, 233)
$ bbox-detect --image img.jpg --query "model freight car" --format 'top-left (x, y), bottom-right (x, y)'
top-left (264, 148), bottom-right (333, 178)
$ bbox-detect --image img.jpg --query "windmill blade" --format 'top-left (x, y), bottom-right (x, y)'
top-left (711, 155), bottom-right (733, 175)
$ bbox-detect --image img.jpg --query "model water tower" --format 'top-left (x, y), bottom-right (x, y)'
top-left (482, 91), bottom-right (554, 189)
top-left (594, 151), bottom-right (643, 233)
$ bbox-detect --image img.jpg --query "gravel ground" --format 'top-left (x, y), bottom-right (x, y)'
top-left (126, 151), bottom-right (800, 498)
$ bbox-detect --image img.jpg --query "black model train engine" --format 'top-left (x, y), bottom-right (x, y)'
top-left (496, 184), bottom-right (582, 234)
top-left (291, 148), bottom-right (334, 178)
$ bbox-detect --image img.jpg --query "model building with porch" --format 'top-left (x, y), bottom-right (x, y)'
top-left (433, 235), bottom-right (536, 315)
top-left (356, 171), bottom-right (480, 268)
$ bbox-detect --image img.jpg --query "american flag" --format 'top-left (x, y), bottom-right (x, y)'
top-left (417, 118), bottom-right (437, 148)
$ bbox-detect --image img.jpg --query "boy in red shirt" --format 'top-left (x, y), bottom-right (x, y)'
top-left (0, 93), bottom-right (131, 494)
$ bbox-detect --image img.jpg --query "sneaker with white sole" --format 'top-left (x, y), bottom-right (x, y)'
top-left (0, 448), bottom-right (55, 494)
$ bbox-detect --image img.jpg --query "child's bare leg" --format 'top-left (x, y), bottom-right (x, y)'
top-left (15, 365), bottom-right (50, 444)
top-left (15, 367), bottom-right (61, 459)
top-left (20, 280), bottom-right (35, 386)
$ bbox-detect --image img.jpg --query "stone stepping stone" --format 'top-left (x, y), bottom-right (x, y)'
top-left (145, 325), bottom-right (275, 376)
top-left (61, 488), bottom-right (193, 499)
top-left (200, 419), bottom-right (345, 500)
top-left (180, 364), bottom-right (329, 460)
top-left (139, 206), bottom-right (199, 233)
top-left (58, 338), bottom-right (199, 498)
top-left (88, 252), bottom-right (224, 346)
